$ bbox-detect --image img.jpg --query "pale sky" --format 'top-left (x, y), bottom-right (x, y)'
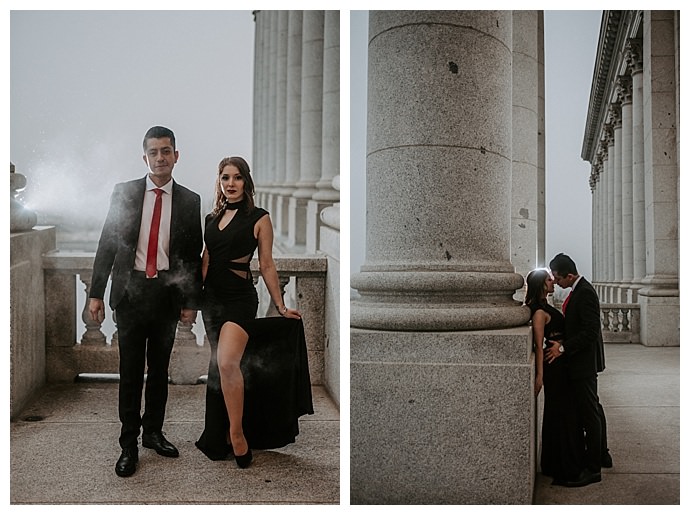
top-left (350, 10), bottom-right (602, 281)
top-left (10, 10), bottom-right (255, 236)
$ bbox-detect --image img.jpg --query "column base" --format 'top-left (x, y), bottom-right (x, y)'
top-left (288, 197), bottom-right (309, 247)
top-left (351, 326), bottom-right (535, 504)
top-left (351, 270), bottom-right (529, 331)
top-left (638, 280), bottom-right (679, 347)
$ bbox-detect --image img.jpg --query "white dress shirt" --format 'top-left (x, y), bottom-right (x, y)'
top-left (134, 176), bottom-right (173, 275)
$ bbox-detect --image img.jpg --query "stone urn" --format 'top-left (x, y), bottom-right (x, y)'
top-left (10, 162), bottom-right (38, 232)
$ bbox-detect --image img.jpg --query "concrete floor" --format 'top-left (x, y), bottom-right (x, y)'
top-left (533, 343), bottom-right (680, 505)
top-left (10, 384), bottom-right (340, 505)
top-left (9, 343), bottom-right (678, 505)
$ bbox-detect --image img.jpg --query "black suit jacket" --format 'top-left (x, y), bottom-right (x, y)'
top-left (563, 277), bottom-right (606, 381)
top-left (89, 177), bottom-right (203, 311)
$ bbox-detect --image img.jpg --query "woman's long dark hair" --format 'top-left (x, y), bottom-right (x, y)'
top-left (211, 156), bottom-right (256, 215)
top-left (524, 268), bottom-right (550, 308)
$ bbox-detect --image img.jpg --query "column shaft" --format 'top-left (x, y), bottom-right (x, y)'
top-left (351, 11), bottom-right (528, 331)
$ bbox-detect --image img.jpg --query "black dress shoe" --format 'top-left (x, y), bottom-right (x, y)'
top-left (115, 448), bottom-right (138, 477)
top-left (234, 449), bottom-right (253, 469)
top-left (565, 469), bottom-right (601, 488)
top-left (602, 451), bottom-right (613, 468)
top-left (142, 432), bottom-right (179, 458)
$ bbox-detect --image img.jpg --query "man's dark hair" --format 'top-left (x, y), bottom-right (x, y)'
top-left (549, 253), bottom-right (578, 276)
top-left (143, 126), bottom-right (176, 151)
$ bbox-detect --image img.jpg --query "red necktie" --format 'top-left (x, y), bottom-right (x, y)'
top-left (562, 291), bottom-right (572, 314)
top-left (146, 188), bottom-right (164, 278)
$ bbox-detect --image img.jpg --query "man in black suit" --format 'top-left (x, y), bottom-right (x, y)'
top-left (546, 253), bottom-right (611, 487)
top-left (89, 126), bottom-right (202, 477)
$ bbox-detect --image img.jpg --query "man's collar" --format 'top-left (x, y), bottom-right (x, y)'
top-left (146, 175), bottom-right (173, 194)
top-left (571, 275), bottom-right (583, 290)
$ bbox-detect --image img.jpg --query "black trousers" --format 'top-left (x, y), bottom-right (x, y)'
top-left (115, 273), bottom-right (179, 450)
top-left (571, 375), bottom-right (604, 473)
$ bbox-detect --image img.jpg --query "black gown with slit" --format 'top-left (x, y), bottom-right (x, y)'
top-left (531, 302), bottom-right (585, 483)
top-left (195, 205), bottom-right (314, 460)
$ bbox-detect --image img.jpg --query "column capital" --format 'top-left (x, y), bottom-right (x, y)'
top-left (624, 38), bottom-right (643, 75)
top-left (616, 75), bottom-right (633, 104)
top-left (607, 103), bottom-right (622, 129)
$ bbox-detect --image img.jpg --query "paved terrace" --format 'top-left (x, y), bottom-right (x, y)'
top-left (9, 344), bottom-right (678, 505)
top-left (10, 385), bottom-right (339, 505)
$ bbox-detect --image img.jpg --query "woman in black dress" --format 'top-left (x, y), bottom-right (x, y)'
top-left (196, 156), bottom-right (312, 468)
top-left (525, 268), bottom-right (584, 485)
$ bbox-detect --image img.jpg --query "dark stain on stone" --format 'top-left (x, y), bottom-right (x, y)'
top-left (445, 250), bottom-right (452, 260)
top-left (518, 223), bottom-right (526, 228)
top-left (448, 61), bottom-right (458, 74)
top-left (519, 208), bottom-right (529, 219)
top-left (480, 146), bottom-right (487, 154)
top-left (24, 415), bottom-right (44, 422)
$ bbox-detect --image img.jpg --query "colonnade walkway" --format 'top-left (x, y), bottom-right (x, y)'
top-left (9, 344), bottom-right (678, 505)
top-left (9, 384), bottom-right (340, 505)
top-left (534, 343), bottom-right (680, 505)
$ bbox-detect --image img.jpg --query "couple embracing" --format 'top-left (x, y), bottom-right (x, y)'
top-left (88, 126), bottom-right (313, 477)
top-left (525, 253), bottom-right (612, 488)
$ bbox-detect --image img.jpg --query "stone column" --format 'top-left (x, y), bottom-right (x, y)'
top-left (589, 165), bottom-right (601, 284)
top-left (253, 11), bottom-right (271, 206)
top-left (605, 125), bottom-right (615, 301)
top-left (618, 76), bottom-right (634, 300)
top-left (639, 11), bottom-right (679, 347)
top-left (537, 12), bottom-right (546, 267)
top-left (268, 11), bottom-right (289, 236)
top-left (264, 11), bottom-right (278, 215)
top-left (307, 10), bottom-right (340, 254)
top-left (289, 10), bottom-right (324, 248)
top-left (282, 11), bottom-right (303, 237)
top-left (510, 10), bottom-right (539, 298)
top-left (612, 103), bottom-right (623, 301)
top-left (351, 12), bottom-right (532, 504)
top-left (627, 38), bottom-right (646, 296)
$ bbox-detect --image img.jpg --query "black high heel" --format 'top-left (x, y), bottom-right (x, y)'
top-left (234, 449), bottom-right (253, 469)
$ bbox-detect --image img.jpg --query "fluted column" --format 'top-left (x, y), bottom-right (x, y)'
top-left (307, 10), bottom-right (340, 253)
top-left (627, 38), bottom-right (646, 293)
top-left (590, 164), bottom-right (601, 284)
top-left (510, 10), bottom-right (540, 297)
top-left (264, 11), bottom-right (279, 213)
top-left (639, 10), bottom-right (679, 346)
top-left (289, 10), bottom-right (324, 247)
top-left (254, 11), bottom-right (272, 205)
top-left (612, 104), bottom-right (623, 301)
top-left (272, 11), bottom-right (290, 237)
top-left (252, 12), bottom-right (268, 196)
top-left (605, 125), bottom-right (615, 299)
top-left (618, 75), bottom-right (634, 299)
top-left (282, 11), bottom-right (303, 236)
top-left (351, 13), bottom-right (534, 504)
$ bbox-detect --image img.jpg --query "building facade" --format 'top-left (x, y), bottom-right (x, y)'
top-left (582, 11), bottom-right (679, 347)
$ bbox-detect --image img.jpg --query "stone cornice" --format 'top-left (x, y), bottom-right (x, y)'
top-left (581, 11), bottom-right (642, 162)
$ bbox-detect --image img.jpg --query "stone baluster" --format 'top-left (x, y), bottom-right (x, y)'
top-left (78, 273), bottom-right (106, 345)
top-left (265, 274), bottom-right (291, 316)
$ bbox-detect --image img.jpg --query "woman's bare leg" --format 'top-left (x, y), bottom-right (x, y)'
top-left (217, 321), bottom-right (250, 456)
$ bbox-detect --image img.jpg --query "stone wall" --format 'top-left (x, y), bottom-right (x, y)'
top-left (10, 226), bottom-right (57, 418)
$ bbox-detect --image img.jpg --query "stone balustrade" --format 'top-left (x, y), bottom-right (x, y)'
top-left (42, 250), bottom-right (327, 385)
top-left (600, 303), bottom-right (640, 344)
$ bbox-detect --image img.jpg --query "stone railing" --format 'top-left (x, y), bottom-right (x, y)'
top-left (600, 303), bottom-right (640, 344)
top-left (42, 251), bottom-right (327, 385)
